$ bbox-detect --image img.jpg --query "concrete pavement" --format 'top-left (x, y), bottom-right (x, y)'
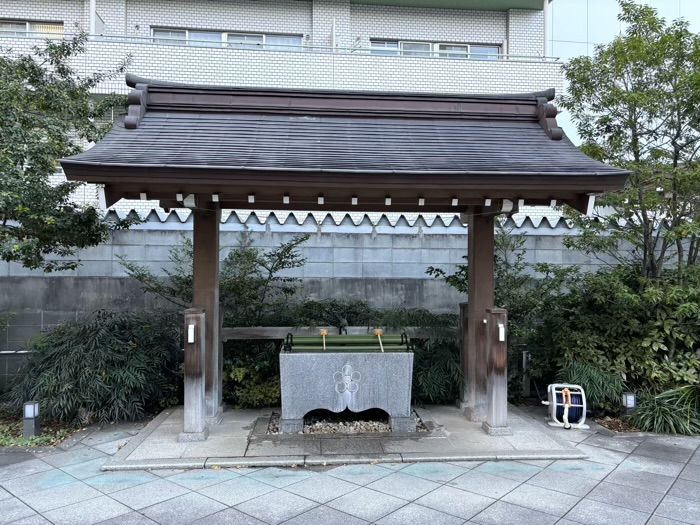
top-left (1, 420), bottom-right (699, 525)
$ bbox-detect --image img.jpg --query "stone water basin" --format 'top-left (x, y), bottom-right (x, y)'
top-left (279, 350), bottom-right (415, 433)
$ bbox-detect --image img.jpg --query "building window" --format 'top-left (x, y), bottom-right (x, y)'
top-left (401, 42), bottom-right (432, 57)
top-left (152, 28), bottom-right (187, 45)
top-left (189, 30), bottom-right (222, 47)
top-left (265, 34), bottom-right (303, 50)
top-left (226, 33), bottom-right (264, 48)
top-left (468, 45), bottom-right (500, 59)
top-left (370, 40), bottom-right (399, 55)
top-left (153, 28), bottom-right (302, 50)
top-left (371, 39), bottom-right (500, 59)
top-left (0, 20), bottom-right (64, 38)
top-left (437, 43), bottom-right (469, 58)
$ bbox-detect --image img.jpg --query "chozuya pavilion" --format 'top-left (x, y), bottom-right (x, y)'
top-left (61, 74), bottom-right (628, 441)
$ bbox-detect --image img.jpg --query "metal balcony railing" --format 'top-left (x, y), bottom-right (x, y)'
top-left (1, 31), bottom-right (564, 96)
top-left (1, 31), bottom-right (561, 63)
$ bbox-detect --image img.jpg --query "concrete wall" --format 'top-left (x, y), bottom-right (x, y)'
top-left (0, 211), bottom-right (609, 391)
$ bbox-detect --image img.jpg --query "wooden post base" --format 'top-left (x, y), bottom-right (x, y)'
top-left (483, 308), bottom-right (511, 435)
top-left (180, 308), bottom-right (208, 442)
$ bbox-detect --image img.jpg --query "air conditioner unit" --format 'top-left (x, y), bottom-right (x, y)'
top-left (542, 383), bottom-right (589, 429)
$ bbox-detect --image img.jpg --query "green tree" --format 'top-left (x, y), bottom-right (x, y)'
top-left (560, 0), bottom-right (700, 281)
top-left (426, 223), bottom-right (564, 343)
top-left (120, 230), bottom-right (309, 326)
top-left (120, 231), bottom-right (308, 409)
top-left (0, 34), bottom-right (133, 272)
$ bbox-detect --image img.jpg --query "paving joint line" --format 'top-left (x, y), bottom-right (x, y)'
top-left (642, 442), bottom-right (698, 525)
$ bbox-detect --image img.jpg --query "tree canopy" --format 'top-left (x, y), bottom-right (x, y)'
top-left (0, 34), bottom-right (133, 272)
top-left (560, 0), bottom-right (700, 281)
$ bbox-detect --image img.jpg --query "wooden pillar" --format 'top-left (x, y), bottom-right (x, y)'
top-left (458, 301), bottom-right (468, 411)
top-left (461, 208), bottom-right (494, 422)
top-left (483, 308), bottom-right (512, 435)
top-left (192, 208), bottom-right (222, 423)
top-left (179, 308), bottom-right (208, 442)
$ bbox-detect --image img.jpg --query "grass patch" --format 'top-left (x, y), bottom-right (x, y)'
top-left (0, 404), bottom-right (79, 447)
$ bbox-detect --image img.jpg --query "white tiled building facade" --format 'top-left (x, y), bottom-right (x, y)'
top-left (1, 0), bottom-right (560, 94)
top-left (3, 0), bottom-right (562, 220)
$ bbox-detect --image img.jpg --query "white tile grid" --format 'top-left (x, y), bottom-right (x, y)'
top-left (6, 0), bottom-right (547, 59)
top-left (57, 40), bottom-right (564, 95)
top-left (126, 0), bottom-right (313, 39)
top-left (97, 0), bottom-right (128, 35)
top-left (350, 4), bottom-right (507, 50)
top-left (507, 9), bottom-right (545, 57)
top-left (312, 0), bottom-right (351, 48)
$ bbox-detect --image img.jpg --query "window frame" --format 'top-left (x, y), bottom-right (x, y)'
top-left (369, 40), bottom-right (400, 55)
top-left (152, 28), bottom-right (188, 45)
top-left (263, 33), bottom-right (303, 51)
top-left (370, 38), bottom-right (501, 59)
top-left (0, 19), bottom-right (64, 37)
top-left (468, 44), bottom-right (501, 60)
top-left (188, 30), bottom-right (225, 47)
top-left (226, 32), bottom-right (264, 48)
top-left (436, 42), bottom-right (469, 58)
top-left (151, 27), bottom-right (303, 50)
top-left (399, 41), bottom-right (432, 57)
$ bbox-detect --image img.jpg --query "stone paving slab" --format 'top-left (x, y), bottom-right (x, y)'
top-left (414, 484), bottom-right (494, 520)
top-left (3, 406), bottom-right (700, 525)
top-left (141, 492), bottom-right (227, 525)
top-left (376, 502), bottom-right (464, 525)
top-left (103, 404), bottom-right (585, 470)
top-left (281, 505), bottom-right (368, 525)
top-left (42, 495), bottom-right (131, 525)
top-left (472, 500), bottom-right (558, 525)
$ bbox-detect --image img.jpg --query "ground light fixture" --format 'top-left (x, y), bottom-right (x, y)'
top-left (622, 392), bottom-right (637, 414)
top-left (23, 401), bottom-right (40, 437)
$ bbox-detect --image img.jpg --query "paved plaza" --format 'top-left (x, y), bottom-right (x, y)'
top-left (105, 405), bottom-right (583, 470)
top-left (1, 408), bottom-right (700, 525)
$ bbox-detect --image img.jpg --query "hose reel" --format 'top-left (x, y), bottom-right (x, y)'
top-left (542, 383), bottom-right (589, 429)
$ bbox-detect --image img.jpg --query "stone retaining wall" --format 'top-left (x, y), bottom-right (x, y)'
top-left (0, 211), bottom-right (616, 391)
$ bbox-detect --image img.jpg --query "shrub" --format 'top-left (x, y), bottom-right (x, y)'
top-left (556, 360), bottom-right (625, 412)
top-left (121, 232), bottom-right (309, 409)
top-left (292, 298), bottom-right (376, 333)
top-left (411, 338), bottom-right (462, 405)
top-left (5, 310), bottom-right (182, 424)
top-left (630, 386), bottom-right (700, 435)
top-left (223, 340), bottom-right (281, 408)
top-left (530, 265), bottom-right (700, 395)
top-left (379, 307), bottom-right (462, 405)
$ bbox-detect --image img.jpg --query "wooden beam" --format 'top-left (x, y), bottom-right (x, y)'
top-left (192, 208), bottom-right (222, 423)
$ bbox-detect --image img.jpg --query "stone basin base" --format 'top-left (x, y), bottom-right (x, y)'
top-left (279, 352), bottom-right (415, 433)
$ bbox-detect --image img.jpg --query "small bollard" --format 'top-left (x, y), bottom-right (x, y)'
top-left (23, 401), bottom-right (40, 438)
